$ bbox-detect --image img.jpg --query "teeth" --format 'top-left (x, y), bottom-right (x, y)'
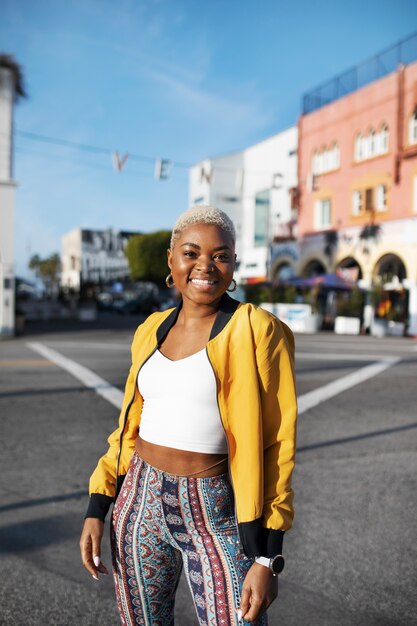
top-left (191, 279), bottom-right (215, 285)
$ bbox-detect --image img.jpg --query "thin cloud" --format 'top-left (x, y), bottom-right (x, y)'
top-left (143, 67), bottom-right (272, 134)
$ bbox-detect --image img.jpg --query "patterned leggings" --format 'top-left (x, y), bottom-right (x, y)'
top-left (111, 451), bottom-right (268, 626)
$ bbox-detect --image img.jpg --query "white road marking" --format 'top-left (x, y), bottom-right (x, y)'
top-left (27, 342), bottom-right (124, 409)
top-left (296, 339), bottom-right (411, 352)
top-left (298, 357), bottom-right (401, 415)
top-left (27, 342), bottom-right (401, 417)
top-left (297, 352), bottom-right (394, 362)
top-left (45, 341), bottom-right (130, 350)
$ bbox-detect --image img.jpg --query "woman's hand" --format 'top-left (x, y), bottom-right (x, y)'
top-left (79, 517), bottom-right (109, 580)
top-left (239, 562), bottom-right (278, 622)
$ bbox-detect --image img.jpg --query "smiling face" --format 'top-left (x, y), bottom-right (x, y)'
top-left (167, 223), bottom-right (236, 308)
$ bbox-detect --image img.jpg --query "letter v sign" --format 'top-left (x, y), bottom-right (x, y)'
top-left (112, 151), bottom-right (129, 172)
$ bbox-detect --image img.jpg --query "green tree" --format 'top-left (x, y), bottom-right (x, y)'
top-left (124, 230), bottom-right (171, 285)
top-left (29, 253), bottom-right (61, 297)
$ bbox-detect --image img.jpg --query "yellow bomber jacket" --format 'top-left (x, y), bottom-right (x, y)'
top-left (86, 294), bottom-right (298, 557)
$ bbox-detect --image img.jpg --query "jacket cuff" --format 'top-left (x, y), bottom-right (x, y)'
top-left (238, 519), bottom-right (285, 557)
top-left (266, 529), bottom-right (285, 556)
top-left (85, 493), bottom-right (114, 522)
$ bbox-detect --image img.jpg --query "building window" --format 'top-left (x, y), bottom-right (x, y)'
top-left (352, 191), bottom-right (363, 216)
top-left (365, 188), bottom-right (373, 212)
top-left (355, 133), bottom-right (365, 161)
top-left (413, 176), bottom-right (417, 213)
top-left (375, 184), bottom-right (387, 211)
top-left (331, 142), bottom-right (340, 169)
top-left (355, 125), bottom-right (389, 161)
top-left (355, 134), bottom-right (362, 161)
top-left (322, 149), bottom-right (330, 172)
top-left (378, 124), bottom-right (389, 153)
top-left (409, 110), bottom-right (417, 145)
top-left (254, 190), bottom-right (270, 247)
top-left (368, 129), bottom-right (376, 158)
top-left (315, 198), bottom-right (332, 229)
top-left (312, 151), bottom-right (319, 175)
top-left (313, 148), bottom-right (325, 175)
top-left (312, 143), bottom-right (340, 175)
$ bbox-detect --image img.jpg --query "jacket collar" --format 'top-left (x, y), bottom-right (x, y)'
top-left (156, 292), bottom-right (240, 344)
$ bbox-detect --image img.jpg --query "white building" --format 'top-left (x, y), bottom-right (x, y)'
top-left (61, 228), bottom-right (140, 291)
top-left (0, 64), bottom-right (17, 335)
top-left (189, 127), bottom-right (298, 284)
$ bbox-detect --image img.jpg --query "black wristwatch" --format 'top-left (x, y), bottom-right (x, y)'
top-left (255, 554), bottom-right (285, 576)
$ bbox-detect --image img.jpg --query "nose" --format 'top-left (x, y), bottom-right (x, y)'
top-left (196, 257), bottom-right (215, 273)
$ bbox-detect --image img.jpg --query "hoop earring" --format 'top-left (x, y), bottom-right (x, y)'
top-left (165, 273), bottom-right (175, 288)
top-left (227, 278), bottom-right (237, 292)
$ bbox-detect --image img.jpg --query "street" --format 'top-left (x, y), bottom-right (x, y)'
top-left (1, 319), bottom-right (416, 626)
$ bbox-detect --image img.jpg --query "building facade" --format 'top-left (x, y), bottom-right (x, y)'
top-left (0, 65), bottom-right (17, 335)
top-left (61, 228), bottom-right (140, 291)
top-left (189, 127), bottom-right (298, 283)
top-left (295, 42), bottom-right (417, 334)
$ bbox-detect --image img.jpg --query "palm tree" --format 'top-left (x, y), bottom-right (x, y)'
top-left (0, 53), bottom-right (27, 101)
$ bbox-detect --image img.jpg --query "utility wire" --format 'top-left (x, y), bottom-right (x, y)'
top-left (15, 130), bottom-right (190, 168)
top-left (13, 146), bottom-right (157, 178)
top-left (12, 130), bottom-right (292, 178)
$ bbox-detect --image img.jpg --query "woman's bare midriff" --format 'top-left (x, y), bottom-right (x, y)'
top-left (135, 436), bottom-right (229, 477)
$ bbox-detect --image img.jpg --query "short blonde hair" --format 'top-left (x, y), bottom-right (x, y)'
top-left (170, 205), bottom-right (236, 249)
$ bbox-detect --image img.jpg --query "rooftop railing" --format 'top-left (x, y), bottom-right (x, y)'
top-left (302, 31), bottom-right (417, 115)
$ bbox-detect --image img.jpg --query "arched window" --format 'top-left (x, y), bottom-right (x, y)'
top-left (409, 109), bottom-right (417, 145)
top-left (322, 145), bottom-right (330, 172)
top-left (331, 142), bottom-right (340, 169)
top-left (313, 144), bottom-right (340, 174)
top-left (312, 151), bottom-right (319, 175)
top-left (355, 133), bottom-right (363, 161)
top-left (368, 128), bottom-right (376, 157)
top-left (378, 124), bottom-right (389, 153)
top-left (317, 148), bottom-right (325, 174)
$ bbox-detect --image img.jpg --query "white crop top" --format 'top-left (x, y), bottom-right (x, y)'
top-left (137, 348), bottom-right (228, 454)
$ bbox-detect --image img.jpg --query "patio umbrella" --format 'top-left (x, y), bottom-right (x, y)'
top-left (307, 273), bottom-right (357, 290)
top-left (283, 273), bottom-right (357, 290)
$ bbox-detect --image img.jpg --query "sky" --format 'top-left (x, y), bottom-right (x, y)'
top-left (1, 0), bottom-right (416, 278)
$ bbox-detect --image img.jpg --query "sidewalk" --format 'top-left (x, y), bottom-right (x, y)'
top-left (12, 311), bottom-right (147, 338)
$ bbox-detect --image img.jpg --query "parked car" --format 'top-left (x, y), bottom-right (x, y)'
top-left (116, 293), bottom-right (160, 315)
top-left (96, 292), bottom-right (113, 310)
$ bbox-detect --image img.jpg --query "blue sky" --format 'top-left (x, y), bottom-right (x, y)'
top-left (1, 0), bottom-right (416, 277)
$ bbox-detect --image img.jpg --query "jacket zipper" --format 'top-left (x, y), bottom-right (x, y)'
top-left (206, 347), bottom-right (245, 555)
top-left (115, 346), bottom-right (158, 491)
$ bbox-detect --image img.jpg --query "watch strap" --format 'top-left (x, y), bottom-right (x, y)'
top-left (254, 556), bottom-right (271, 569)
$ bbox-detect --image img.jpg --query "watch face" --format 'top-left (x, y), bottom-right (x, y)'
top-left (271, 555), bottom-right (285, 575)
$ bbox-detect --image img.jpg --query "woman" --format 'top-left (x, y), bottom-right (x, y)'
top-left (80, 205), bottom-right (297, 625)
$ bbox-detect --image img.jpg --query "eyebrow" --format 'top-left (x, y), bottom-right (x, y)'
top-left (180, 242), bottom-right (232, 252)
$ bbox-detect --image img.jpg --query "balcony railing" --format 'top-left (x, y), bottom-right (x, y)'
top-left (302, 31), bottom-right (417, 115)
top-left (272, 221), bottom-right (296, 242)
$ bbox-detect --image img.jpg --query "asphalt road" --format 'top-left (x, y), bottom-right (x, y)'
top-left (1, 317), bottom-right (416, 626)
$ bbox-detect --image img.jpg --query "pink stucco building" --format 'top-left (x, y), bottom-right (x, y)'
top-left (290, 37), bottom-right (417, 334)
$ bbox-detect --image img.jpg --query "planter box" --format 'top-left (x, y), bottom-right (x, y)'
top-left (334, 316), bottom-right (361, 335)
top-left (77, 306), bottom-right (97, 321)
top-left (387, 321), bottom-right (405, 337)
top-left (260, 302), bottom-right (322, 333)
top-left (15, 314), bottom-right (26, 336)
top-left (371, 318), bottom-right (388, 338)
